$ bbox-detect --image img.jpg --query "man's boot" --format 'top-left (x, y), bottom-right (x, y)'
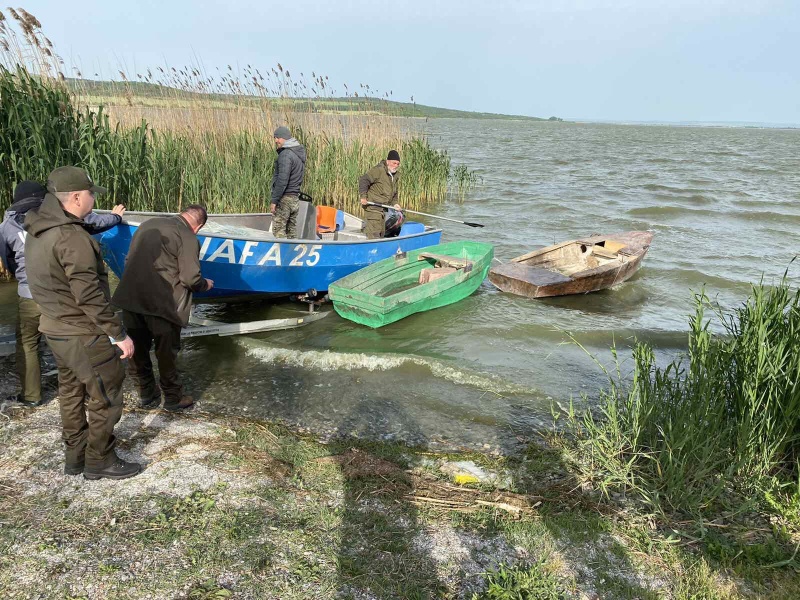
top-left (163, 395), bottom-right (194, 412)
top-left (8, 393), bottom-right (45, 407)
top-left (84, 458), bottom-right (142, 481)
top-left (64, 461), bottom-right (84, 476)
top-left (138, 386), bottom-right (162, 409)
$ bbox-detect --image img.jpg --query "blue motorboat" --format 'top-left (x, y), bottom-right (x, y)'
top-left (95, 204), bottom-right (442, 300)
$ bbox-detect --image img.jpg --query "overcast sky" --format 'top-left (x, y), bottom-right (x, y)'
top-left (19, 0), bottom-right (800, 123)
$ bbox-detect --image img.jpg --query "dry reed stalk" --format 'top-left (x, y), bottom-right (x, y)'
top-left (1, 9), bottom-right (470, 214)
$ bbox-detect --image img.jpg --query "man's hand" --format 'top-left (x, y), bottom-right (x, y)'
top-left (112, 204), bottom-right (126, 217)
top-left (270, 203), bottom-right (277, 215)
top-left (360, 198), bottom-right (368, 206)
top-left (393, 204), bottom-right (401, 210)
top-left (113, 336), bottom-right (135, 359)
top-left (205, 278), bottom-right (214, 290)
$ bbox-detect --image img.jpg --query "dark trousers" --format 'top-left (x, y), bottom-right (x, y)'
top-left (122, 311), bottom-right (183, 405)
top-left (15, 296), bottom-right (42, 402)
top-left (45, 333), bottom-right (125, 469)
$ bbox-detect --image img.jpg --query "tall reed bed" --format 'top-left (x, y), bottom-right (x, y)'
top-left (0, 8), bottom-right (473, 217)
top-left (568, 275), bottom-right (800, 518)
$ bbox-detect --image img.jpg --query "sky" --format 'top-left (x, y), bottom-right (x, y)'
top-left (16, 0), bottom-right (800, 124)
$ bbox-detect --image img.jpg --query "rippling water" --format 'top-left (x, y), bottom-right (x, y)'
top-left (2, 121), bottom-right (798, 453)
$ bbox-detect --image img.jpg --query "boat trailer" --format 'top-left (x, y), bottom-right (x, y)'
top-left (183, 306), bottom-right (328, 338)
top-left (0, 305), bottom-right (328, 356)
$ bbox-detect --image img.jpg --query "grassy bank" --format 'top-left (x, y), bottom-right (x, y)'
top-left (555, 275), bottom-right (800, 595)
top-left (0, 10), bottom-right (475, 215)
top-left (2, 375), bottom-right (798, 599)
top-left (1, 277), bottom-right (799, 597)
top-left (565, 276), bottom-right (800, 518)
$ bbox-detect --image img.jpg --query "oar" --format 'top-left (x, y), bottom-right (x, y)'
top-left (365, 201), bottom-right (484, 228)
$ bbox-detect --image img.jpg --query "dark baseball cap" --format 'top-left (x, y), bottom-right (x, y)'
top-left (13, 180), bottom-right (47, 203)
top-left (46, 166), bottom-right (107, 194)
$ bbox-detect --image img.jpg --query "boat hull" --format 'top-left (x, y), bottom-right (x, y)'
top-left (95, 212), bottom-right (442, 299)
top-left (329, 241), bottom-right (494, 328)
top-left (489, 231), bottom-right (653, 298)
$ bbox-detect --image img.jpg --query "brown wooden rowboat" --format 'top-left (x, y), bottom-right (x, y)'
top-left (488, 231), bottom-right (653, 298)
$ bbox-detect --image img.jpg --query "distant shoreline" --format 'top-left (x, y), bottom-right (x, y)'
top-left (69, 80), bottom-right (797, 128)
top-left (569, 118), bottom-right (800, 130)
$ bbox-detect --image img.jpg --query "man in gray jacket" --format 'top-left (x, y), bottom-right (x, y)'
top-left (270, 126), bottom-right (307, 239)
top-left (0, 180), bottom-right (125, 407)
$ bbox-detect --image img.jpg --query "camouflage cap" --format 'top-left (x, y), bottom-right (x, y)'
top-left (46, 166), bottom-right (107, 194)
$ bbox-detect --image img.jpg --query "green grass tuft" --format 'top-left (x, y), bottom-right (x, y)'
top-left (472, 562), bottom-right (564, 600)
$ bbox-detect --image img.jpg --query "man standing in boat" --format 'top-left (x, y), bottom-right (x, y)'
top-left (359, 150), bottom-right (402, 239)
top-left (112, 205), bottom-right (213, 412)
top-left (24, 166), bottom-right (141, 480)
top-left (270, 126), bottom-right (307, 239)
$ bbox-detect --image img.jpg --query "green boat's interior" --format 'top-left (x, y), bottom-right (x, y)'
top-left (521, 241), bottom-right (622, 277)
top-left (337, 242), bottom-right (488, 298)
top-left (365, 257), bottom-right (461, 297)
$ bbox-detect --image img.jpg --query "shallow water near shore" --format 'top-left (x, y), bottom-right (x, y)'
top-left (2, 120), bottom-right (798, 453)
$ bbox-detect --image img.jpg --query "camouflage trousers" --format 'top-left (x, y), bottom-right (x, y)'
top-left (273, 194), bottom-right (300, 239)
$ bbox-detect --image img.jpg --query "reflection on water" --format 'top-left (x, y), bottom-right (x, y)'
top-left (2, 121), bottom-right (798, 452)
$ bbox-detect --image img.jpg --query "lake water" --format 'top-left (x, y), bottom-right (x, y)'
top-left (2, 120), bottom-right (799, 453)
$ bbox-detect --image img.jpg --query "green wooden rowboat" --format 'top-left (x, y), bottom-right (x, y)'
top-left (328, 241), bottom-right (494, 328)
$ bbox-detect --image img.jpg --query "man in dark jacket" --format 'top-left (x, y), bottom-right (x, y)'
top-left (24, 166), bottom-right (140, 480)
top-left (0, 180), bottom-right (125, 407)
top-left (112, 205), bottom-right (213, 411)
top-left (359, 150), bottom-right (402, 239)
top-left (270, 126), bottom-right (307, 239)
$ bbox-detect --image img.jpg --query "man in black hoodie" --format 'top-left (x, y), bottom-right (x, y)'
top-left (270, 126), bottom-right (306, 239)
top-left (0, 180), bottom-right (124, 407)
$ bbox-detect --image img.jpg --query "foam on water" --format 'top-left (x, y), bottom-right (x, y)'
top-left (237, 337), bottom-right (535, 396)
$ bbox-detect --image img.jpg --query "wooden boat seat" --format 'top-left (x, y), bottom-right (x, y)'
top-left (590, 246), bottom-right (621, 259)
top-left (418, 267), bottom-right (457, 284)
top-left (418, 252), bottom-right (472, 269)
top-left (491, 263), bottom-right (572, 285)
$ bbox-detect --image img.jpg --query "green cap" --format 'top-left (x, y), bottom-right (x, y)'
top-left (46, 166), bottom-right (107, 194)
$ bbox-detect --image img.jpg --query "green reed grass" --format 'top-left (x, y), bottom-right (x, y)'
top-left (568, 274), bottom-right (800, 518)
top-left (0, 9), bottom-right (474, 217)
